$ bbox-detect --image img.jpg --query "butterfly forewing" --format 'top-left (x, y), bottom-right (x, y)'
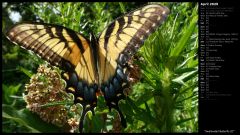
top-left (7, 22), bottom-right (98, 83)
top-left (98, 4), bottom-right (170, 84)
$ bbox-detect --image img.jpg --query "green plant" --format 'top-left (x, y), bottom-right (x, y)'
top-left (123, 2), bottom-right (198, 132)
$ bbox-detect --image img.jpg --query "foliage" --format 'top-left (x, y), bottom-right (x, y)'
top-left (2, 2), bottom-right (198, 133)
top-left (126, 2), bottom-right (198, 132)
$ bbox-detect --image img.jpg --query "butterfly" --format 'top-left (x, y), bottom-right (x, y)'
top-left (6, 4), bottom-right (170, 132)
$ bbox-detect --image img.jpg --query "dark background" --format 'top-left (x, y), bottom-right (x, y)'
top-left (199, 1), bottom-right (240, 134)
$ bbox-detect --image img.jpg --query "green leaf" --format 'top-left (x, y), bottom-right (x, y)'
top-left (126, 97), bottom-right (156, 126)
top-left (17, 66), bottom-right (33, 78)
top-left (119, 2), bottom-right (126, 13)
top-left (175, 117), bottom-right (195, 125)
top-left (92, 114), bottom-right (104, 133)
top-left (175, 67), bottom-right (197, 74)
top-left (145, 102), bottom-right (151, 114)
top-left (172, 70), bottom-right (197, 85)
top-left (135, 92), bottom-right (154, 106)
top-left (174, 83), bottom-right (197, 100)
top-left (119, 101), bottom-right (134, 116)
top-left (170, 16), bottom-right (197, 58)
top-left (126, 97), bottom-right (141, 114)
top-left (175, 55), bottom-right (196, 70)
top-left (176, 94), bottom-right (197, 104)
top-left (2, 104), bottom-right (61, 133)
top-left (40, 100), bottom-right (74, 108)
top-left (3, 84), bottom-right (22, 103)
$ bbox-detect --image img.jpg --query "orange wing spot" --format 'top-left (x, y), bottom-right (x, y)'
top-left (96, 90), bottom-right (103, 97)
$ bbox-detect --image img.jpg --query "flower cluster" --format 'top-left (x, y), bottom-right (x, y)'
top-left (24, 65), bottom-right (79, 132)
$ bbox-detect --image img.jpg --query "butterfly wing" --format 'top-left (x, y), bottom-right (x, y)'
top-left (6, 22), bottom-right (99, 132)
top-left (98, 4), bottom-right (170, 126)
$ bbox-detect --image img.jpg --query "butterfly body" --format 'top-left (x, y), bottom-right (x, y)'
top-left (6, 4), bottom-right (170, 132)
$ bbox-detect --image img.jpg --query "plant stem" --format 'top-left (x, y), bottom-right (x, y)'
top-left (154, 68), bottom-right (175, 132)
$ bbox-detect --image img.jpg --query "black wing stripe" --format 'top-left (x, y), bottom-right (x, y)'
top-left (104, 22), bottom-right (115, 49)
top-left (17, 30), bottom-right (40, 49)
top-left (21, 30), bottom-right (40, 43)
top-left (115, 18), bottom-right (126, 48)
top-left (26, 31), bottom-right (50, 51)
top-left (26, 31), bottom-right (47, 49)
top-left (13, 30), bottom-right (35, 43)
top-left (42, 40), bottom-right (62, 57)
top-left (38, 38), bottom-right (56, 56)
top-left (29, 32), bottom-right (48, 51)
top-left (116, 17), bottom-right (125, 34)
top-left (45, 26), bottom-right (55, 38)
top-left (65, 30), bottom-right (85, 54)
top-left (127, 16), bottom-right (132, 28)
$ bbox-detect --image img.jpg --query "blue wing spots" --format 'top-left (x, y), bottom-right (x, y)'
top-left (102, 64), bottom-right (128, 104)
top-left (118, 53), bottom-right (132, 67)
top-left (113, 78), bottom-right (120, 90)
top-left (89, 87), bottom-right (95, 101)
top-left (117, 67), bottom-right (125, 80)
top-left (93, 84), bottom-right (98, 91)
top-left (77, 82), bottom-right (83, 94)
top-left (82, 86), bottom-right (97, 102)
top-left (104, 87), bottom-right (109, 99)
top-left (69, 72), bottom-right (78, 87)
top-left (109, 83), bottom-right (115, 98)
top-left (83, 86), bottom-right (89, 101)
top-left (118, 53), bottom-right (128, 66)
